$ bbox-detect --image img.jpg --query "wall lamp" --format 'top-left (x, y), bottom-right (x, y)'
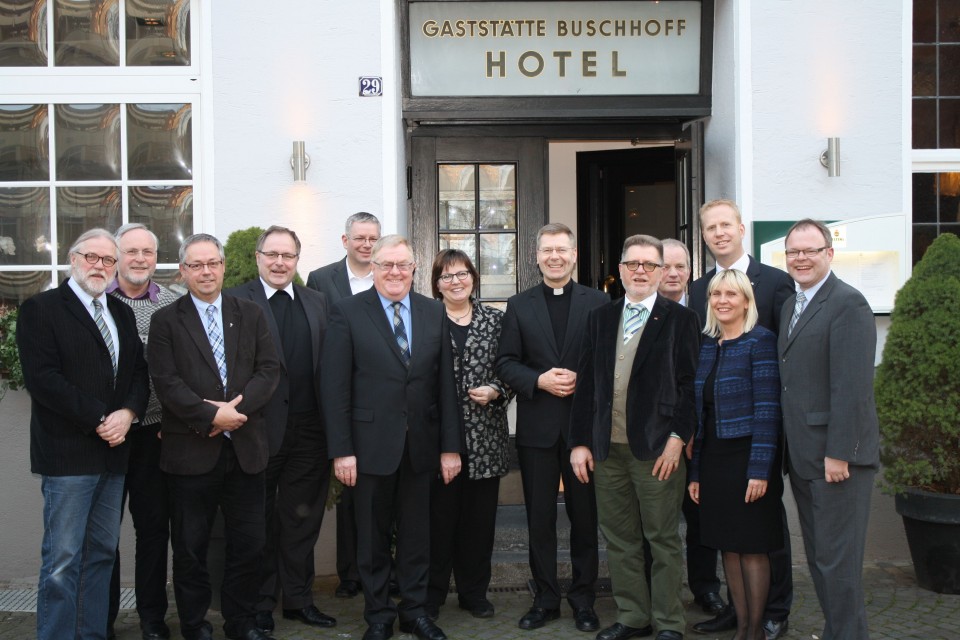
top-left (819, 137), bottom-right (840, 177)
top-left (290, 141), bottom-right (310, 182)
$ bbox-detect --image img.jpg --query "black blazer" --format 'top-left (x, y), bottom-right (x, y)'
top-left (18, 280), bottom-right (150, 476)
top-left (321, 287), bottom-right (460, 475)
top-left (225, 280), bottom-right (328, 456)
top-left (569, 294), bottom-right (700, 461)
top-left (306, 257), bottom-right (352, 304)
top-left (147, 293), bottom-right (281, 475)
top-left (496, 282), bottom-right (609, 448)
top-left (689, 255), bottom-right (794, 334)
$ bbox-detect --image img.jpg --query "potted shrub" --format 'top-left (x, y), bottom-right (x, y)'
top-left (875, 232), bottom-right (960, 594)
top-left (0, 305), bottom-right (24, 402)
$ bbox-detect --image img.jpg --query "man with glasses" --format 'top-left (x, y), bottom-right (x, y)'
top-left (306, 211), bottom-right (381, 599)
top-left (322, 234), bottom-right (460, 640)
top-left (148, 233), bottom-right (280, 640)
top-left (226, 226), bottom-right (335, 634)
top-left (688, 200), bottom-right (794, 640)
top-left (778, 219), bottom-right (878, 640)
top-left (106, 223), bottom-right (181, 640)
top-left (496, 223), bottom-right (607, 633)
top-left (17, 228), bottom-right (150, 640)
top-left (569, 235), bottom-right (700, 640)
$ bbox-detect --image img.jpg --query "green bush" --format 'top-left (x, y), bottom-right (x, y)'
top-left (222, 227), bottom-right (303, 289)
top-left (876, 233), bottom-right (960, 495)
top-left (0, 305), bottom-right (24, 401)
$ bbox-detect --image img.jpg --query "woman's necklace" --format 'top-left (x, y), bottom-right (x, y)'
top-left (446, 305), bottom-right (472, 323)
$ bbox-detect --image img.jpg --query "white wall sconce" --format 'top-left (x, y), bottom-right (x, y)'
top-left (819, 137), bottom-right (840, 177)
top-left (290, 141), bottom-right (310, 182)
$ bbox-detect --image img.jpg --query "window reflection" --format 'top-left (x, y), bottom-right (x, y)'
top-left (439, 164), bottom-right (475, 229)
top-left (478, 164), bottom-right (516, 230)
top-left (0, 271), bottom-right (53, 306)
top-left (0, 105), bottom-right (50, 181)
top-left (54, 0), bottom-right (120, 66)
top-left (439, 233), bottom-right (477, 266)
top-left (0, 0), bottom-right (48, 66)
top-left (128, 185), bottom-right (192, 263)
top-left (479, 233), bottom-right (517, 298)
top-left (55, 103), bottom-right (121, 180)
top-left (127, 103), bottom-right (192, 180)
top-left (126, 0), bottom-right (191, 66)
top-left (0, 188), bottom-right (52, 266)
top-left (56, 185), bottom-right (121, 261)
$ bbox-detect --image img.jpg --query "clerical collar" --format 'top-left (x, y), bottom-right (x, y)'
top-left (541, 280), bottom-right (573, 296)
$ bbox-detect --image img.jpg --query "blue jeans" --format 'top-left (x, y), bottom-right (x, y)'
top-left (38, 473), bottom-right (124, 640)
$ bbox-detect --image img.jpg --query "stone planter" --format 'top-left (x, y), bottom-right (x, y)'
top-left (894, 487), bottom-right (960, 594)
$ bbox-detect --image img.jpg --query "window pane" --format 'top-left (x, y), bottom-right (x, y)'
top-left (127, 103), bottom-right (192, 179)
top-left (438, 164), bottom-right (475, 229)
top-left (941, 0), bottom-right (960, 43)
top-left (915, 0), bottom-right (937, 43)
top-left (0, 0), bottom-right (49, 66)
top-left (0, 105), bottom-right (50, 181)
top-left (438, 233), bottom-right (476, 266)
top-left (0, 271), bottom-right (53, 306)
top-left (479, 233), bottom-right (516, 299)
top-left (912, 224), bottom-right (938, 265)
top-left (55, 103), bottom-right (121, 180)
top-left (913, 173), bottom-right (937, 223)
top-left (126, 0), bottom-right (191, 66)
top-left (941, 45), bottom-right (960, 96)
top-left (128, 185), bottom-right (192, 263)
top-left (940, 173), bottom-right (960, 222)
top-left (478, 164), bottom-right (516, 230)
top-left (0, 187), bottom-right (52, 266)
top-left (914, 45), bottom-right (936, 96)
top-left (913, 99), bottom-right (937, 148)
top-left (56, 185), bottom-right (120, 261)
top-left (150, 267), bottom-right (183, 290)
top-left (54, 0), bottom-right (120, 66)
top-left (940, 98), bottom-right (960, 147)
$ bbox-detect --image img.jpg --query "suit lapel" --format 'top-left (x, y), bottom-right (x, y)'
top-left (746, 256), bottom-right (762, 289)
top-left (781, 273), bottom-right (836, 352)
top-left (560, 285), bottom-right (588, 359)
top-left (178, 296), bottom-right (221, 379)
top-left (61, 281), bottom-right (109, 349)
top-left (631, 295), bottom-right (670, 374)
top-left (295, 284), bottom-right (323, 371)
top-left (222, 295), bottom-right (242, 382)
top-left (362, 289), bottom-right (409, 368)
top-left (529, 286), bottom-right (560, 358)
top-left (249, 282), bottom-right (286, 370)
top-left (335, 259), bottom-right (352, 299)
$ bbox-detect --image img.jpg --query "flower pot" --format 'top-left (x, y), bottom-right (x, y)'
top-left (894, 487), bottom-right (960, 594)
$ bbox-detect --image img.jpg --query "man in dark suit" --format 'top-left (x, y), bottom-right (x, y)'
top-left (148, 233), bottom-right (280, 640)
top-left (496, 223), bottom-right (607, 633)
top-left (322, 234), bottom-right (460, 640)
top-left (570, 235), bottom-right (700, 640)
top-left (226, 226), bottom-right (335, 633)
top-left (778, 219), bottom-right (878, 640)
top-left (687, 200), bottom-right (794, 639)
top-left (306, 211), bottom-right (381, 599)
top-left (17, 228), bottom-right (149, 640)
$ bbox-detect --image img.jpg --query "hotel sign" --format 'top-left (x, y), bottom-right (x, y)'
top-left (409, 1), bottom-right (702, 97)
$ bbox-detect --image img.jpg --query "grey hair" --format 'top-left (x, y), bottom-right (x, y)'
top-left (115, 223), bottom-right (159, 251)
top-left (371, 234), bottom-right (412, 262)
top-left (178, 233), bottom-right (224, 264)
top-left (69, 228), bottom-right (119, 257)
top-left (344, 212), bottom-right (381, 236)
top-left (661, 238), bottom-right (691, 268)
top-left (621, 234), bottom-right (663, 262)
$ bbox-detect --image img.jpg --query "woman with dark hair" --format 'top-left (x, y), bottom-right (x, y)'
top-left (426, 249), bottom-right (513, 620)
top-left (688, 269), bottom-right (784, 640)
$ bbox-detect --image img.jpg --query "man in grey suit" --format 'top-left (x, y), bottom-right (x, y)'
top-left (778, 219), bottom-right (879, 640)
top-left (306, 211), bottom-right (381, 598)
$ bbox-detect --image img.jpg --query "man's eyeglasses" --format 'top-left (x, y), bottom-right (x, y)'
top-left (350, 236), bottom-right (380, 245)
top-left (538, 247), bottom-right (572, 256)
top-left (183, 260), bottom-right (224, 272)
top-left (257, 250), bottom-right (299, 262)
top-left (784, 247), bottom-right (829, 259)
top-left (438, 270), bottom-right (471, 283)
top-left (620, 261), bottom-right (662, 273)
top-left (74, 252), bottom-right (117, 267)
top-left (122, 249), bottom-right (156, 259)
top-left (373, 261), bottom-right (414, 272)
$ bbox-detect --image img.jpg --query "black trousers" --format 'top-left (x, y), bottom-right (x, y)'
top-left (517, 440), bottom-right (598, 610)
top-left (166, 440), bottom-right (266, 638)
top-left (108, 424), bottom-right (170, 627)
top-left (354, 445), bottom-right (431, 626)
top-left (427, 474), bottom-right (501, 608)
top-left (335, 486), bottom-right (360, 584)
top-left (258, 412), bottom-right (330, 610)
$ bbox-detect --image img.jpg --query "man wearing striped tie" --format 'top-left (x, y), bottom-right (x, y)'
top-left (17, 228), bottom-right (150, 640)
top-left (148, 233), bottom-right (280, 640)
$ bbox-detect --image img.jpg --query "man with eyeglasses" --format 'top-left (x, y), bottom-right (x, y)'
top-left (17, 228), bottom-right (150, 640)
top-left (306, 211), bottom-right (381, 599)
top-left (147, 233), bottom-right (281, 640)
top-left (496, 222), bottom-right (607, 633)
top-left (688, 200), bottom-right (794, 640)
top-left (777, 219), bottom-right (878, 640)
top-left (569, 235), bottom-right (699, 640)
top-left (226, 226), bottom-right (336, 634)
top-left (322, 235), bottom-right (460, 640)
top-left (104, 223), bottom-right (181, 640)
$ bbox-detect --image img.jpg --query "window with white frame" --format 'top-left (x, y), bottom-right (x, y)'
top-left (0, 0), bottom-right (200, 305)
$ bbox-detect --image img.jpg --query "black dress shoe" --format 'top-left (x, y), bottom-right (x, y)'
top-left (459, 599), bottom-right (494, 618)
top-left (363, 622), bottom-right (393, 640)
top-left (140, 619), bottom-right (171, 640)
top-left (574, 607), bottom-right (600, 632)
top-left (694, 591), bottom-right (726, 614)
top-left (336, 579), bottom-right (360, 598)
top-left (596, 622), bottom-right (654, 640)
top-left (399, 616), bottom-right (448, 640)
top-left (282, 605), bottom-right (336, 628)
top-left (692, 605), bottom-right (737, 634)
top-left (655, 632), bottom-right (683, 640)
top-left (518, 607), bottom-right (560, 630)
top-left (226, 629), bottom-right (275, 640)
top-left (763, 618), bottom-right (789, 640)
top-left (183, 622), bottom-right (214, 640)
top-left (254, 610), bottom-right (274, 633)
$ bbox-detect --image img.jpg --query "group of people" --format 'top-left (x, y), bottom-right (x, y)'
top-left (16, 200), bottom-right (879, 640)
